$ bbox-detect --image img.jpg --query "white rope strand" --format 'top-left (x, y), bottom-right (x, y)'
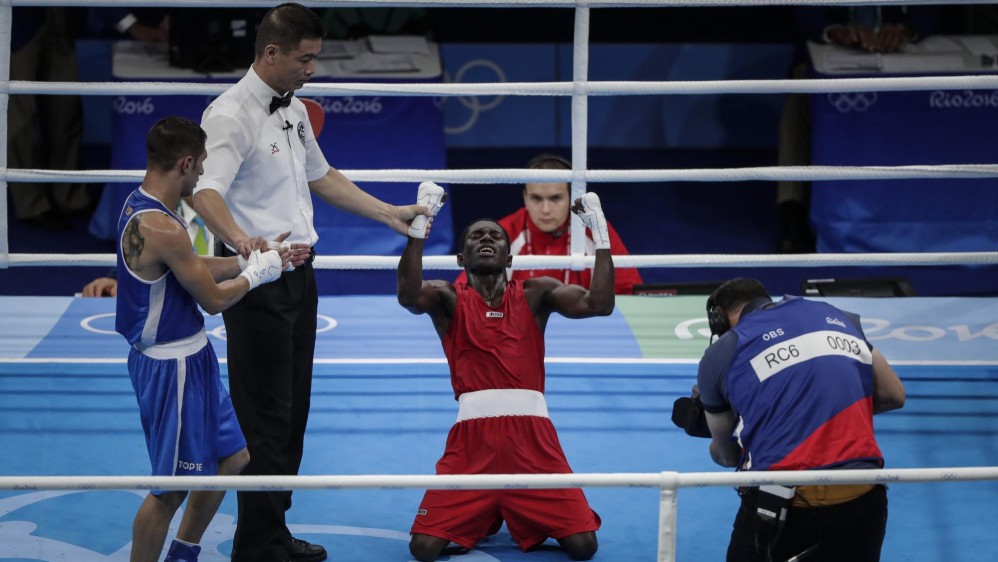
top-left (302, 252), bottom-right (998, 269)
top-left (8, 164), bottom-right (998, 184)
top-left (7, 0), bottom-right (985, 8)
top-left (12, 75), bottom-right (998, 97)
top-left (3, 168), bottom-right (144, 183)
top-left (9, 252), bottom-right (998, 269)
top-left (2, 466), bottom-right (997, 493)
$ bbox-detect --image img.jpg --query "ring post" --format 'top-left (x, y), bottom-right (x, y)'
top-left (657, 471), bottom-right (679, 562)
top-left (570, 0), bottom-right (589, 271)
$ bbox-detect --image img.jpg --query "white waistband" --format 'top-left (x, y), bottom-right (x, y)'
top-left (457, 389), bottom-right (549, 423)
top-left (135, 329), bottom-right (208, 360)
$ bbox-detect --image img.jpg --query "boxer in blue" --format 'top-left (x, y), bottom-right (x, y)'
top-left (115, 116), bottom-right (291, 562)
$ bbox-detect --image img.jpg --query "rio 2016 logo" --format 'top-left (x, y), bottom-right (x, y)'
top-left (673, 316), bottom-right (998, 343)
top-left (314, 96), bottom-right (384, 115)
top-left (929, 90), bottom-right (998, 109)
top-left (112, 97), bottom-right (155, 115)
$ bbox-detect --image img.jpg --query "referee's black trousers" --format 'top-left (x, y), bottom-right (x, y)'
top-left (224, 262), bottom-right (318, 562)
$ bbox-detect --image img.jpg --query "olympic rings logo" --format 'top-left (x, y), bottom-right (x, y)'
top-left (826, 92), bottom-right (878, 113)
top-left (441, 59), bottom-right (508, 135)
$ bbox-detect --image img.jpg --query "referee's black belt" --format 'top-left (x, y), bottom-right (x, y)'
top-left (217, 243), bottom-right (315, 264)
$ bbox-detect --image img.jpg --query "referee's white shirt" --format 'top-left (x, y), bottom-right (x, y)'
top-left (194, 66), bottom-right (330, 249)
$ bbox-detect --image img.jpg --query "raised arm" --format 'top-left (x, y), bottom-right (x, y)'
top-left (542, 193), bottom-right (615, 318)
top-left (398, 237), bottom-right (441, 314)
top-left (397, 236), bottom-right (456, 339)
top-left (543, 249), bottom-right (615, 318)
top-left (397, 182), bottom-right (451, 316)
top-left (397, 183), bottom-right (455, 341)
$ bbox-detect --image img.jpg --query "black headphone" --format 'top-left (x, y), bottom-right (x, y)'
top-left (707, 296), bottom-right (773, 337)
top-left (526, 153), bottom-right (571, 171)
top-left (706, 295), bottom-right (729, 337)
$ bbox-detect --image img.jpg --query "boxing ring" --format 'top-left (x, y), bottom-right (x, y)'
top-left (2, 296), bottom-right (998, 561)
top-left (2, 1), bottom-right (998, 561)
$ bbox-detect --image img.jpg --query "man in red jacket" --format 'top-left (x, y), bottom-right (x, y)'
top-left (456, 154), bottom-right (642, 294)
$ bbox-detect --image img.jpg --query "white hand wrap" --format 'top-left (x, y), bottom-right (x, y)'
top-left (267, 240), bottom-right (294, 271)
top-left (408, 181), bottom-right (446, 239)
top-left (238, 249), bottom-right (283, 290)
top-left (236, 243), bottom-right (288, 270)
top-left (576, 192), bottom-right (611, 250)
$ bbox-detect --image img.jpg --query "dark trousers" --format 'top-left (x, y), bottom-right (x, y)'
top-left (727, 485), bottom-right (887, 562)
top-left (8, 7), bottom-right (90, 221)
top-left (224, 262), bottom-right (318, 562)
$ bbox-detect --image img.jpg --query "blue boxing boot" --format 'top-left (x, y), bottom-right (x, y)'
top-left (164, 539), bottom-right (201, 562)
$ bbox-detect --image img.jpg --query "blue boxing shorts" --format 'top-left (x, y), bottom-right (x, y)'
top-left (128, 330), bottom-right (245, 495)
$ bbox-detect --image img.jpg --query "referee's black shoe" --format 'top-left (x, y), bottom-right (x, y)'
top-left (284, 537), bottom-right (327, 562)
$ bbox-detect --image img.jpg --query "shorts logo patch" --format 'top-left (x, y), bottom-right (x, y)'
top-left (417, 509), bottom-right (428, 516)
top-left (485, 311), bottom-right (503, 318)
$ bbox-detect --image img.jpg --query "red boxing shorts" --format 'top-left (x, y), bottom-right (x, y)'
top-left (411, 407), bottom-right (600, 551)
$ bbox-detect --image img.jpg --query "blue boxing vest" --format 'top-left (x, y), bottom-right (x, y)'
top-left (726, 297), bottom-right (882, 472)
top-left (115, 188), bottom-right (205, 347)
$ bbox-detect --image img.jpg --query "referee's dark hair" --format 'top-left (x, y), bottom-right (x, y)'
top-left (256, 2), bottom-right (325, 58)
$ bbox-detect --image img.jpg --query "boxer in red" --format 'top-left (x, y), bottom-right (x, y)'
top-left (398, 186), bottom-right (615, 562)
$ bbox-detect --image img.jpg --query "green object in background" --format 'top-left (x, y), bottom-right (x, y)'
top-left (615, 296), bottom-right (711, 361)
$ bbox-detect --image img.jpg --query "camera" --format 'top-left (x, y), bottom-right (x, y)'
top-left (671, 388), bottom-right (711, 438)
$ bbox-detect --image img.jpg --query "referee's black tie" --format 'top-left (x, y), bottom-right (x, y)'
top-left (269, 92), bottom-right (293, 114)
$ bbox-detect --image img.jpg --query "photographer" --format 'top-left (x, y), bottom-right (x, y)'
top-left (693, 278), bottom-right (905, 562)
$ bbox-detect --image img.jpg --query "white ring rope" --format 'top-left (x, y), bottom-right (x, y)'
top-left (9, 252), bottom-right (998, 269)
top-left (3, 5), bottom-right (997, 562)
top-left (8, 164), bottom-right (998, 185)
top-left (2, 466), bottom-right (997, 493)
top-left (12, 74), bottom-right (998, 97)
top-left (6, 0), bottom-right (982, 8)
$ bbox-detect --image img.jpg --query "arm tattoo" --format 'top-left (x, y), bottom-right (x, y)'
top-left (123, 217), bottom-right (145, 271)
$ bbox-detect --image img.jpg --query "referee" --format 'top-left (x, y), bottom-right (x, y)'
top-left (191, 4), bottom-right (428, 561)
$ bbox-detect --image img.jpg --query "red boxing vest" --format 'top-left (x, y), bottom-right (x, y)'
top-left (443, 280), bottom-right (546, 399)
